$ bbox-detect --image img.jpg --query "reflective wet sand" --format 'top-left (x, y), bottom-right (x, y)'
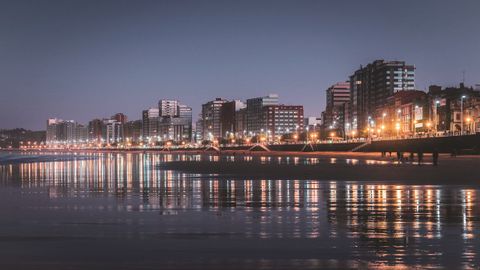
top-left (0, 152), bottom-right (478, 269)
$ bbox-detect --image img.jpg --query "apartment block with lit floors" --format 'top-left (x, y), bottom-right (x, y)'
top-left (263, 105), bottom-right (304, 139)
top-left (142, 107), bottom-right (160, 142)
top-left (159, 99), bottom-right (179, 117)
top-left (322, 82), bottom-right (351, 137)
top-left (245, 94), bottom-right (279, 136)
top-left (201, 98), bottom-right (228, 140)
top-left (349, 60), bottom-right (415, 135)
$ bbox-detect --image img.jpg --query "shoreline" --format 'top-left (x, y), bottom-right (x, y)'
top-left (157, 151), bottom-right (480, 185)
top-left (3, 148), bottom-right (480, 161)
top-left (160, 160), bottom-right (480, 185)
top-left (2, 149), bottom-right (479, 185)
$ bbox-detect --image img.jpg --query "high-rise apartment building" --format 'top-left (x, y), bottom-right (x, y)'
top-left (61, 120), bottom-right (76, 143)
top-left (235, 108), bottom-right (247, 137)
top-left (123, 120), bottom-right (142, 143)
top-left (142, 108), bottom-right (160, 141)
top-left (75, 124), bottom-right (88, 142)
top-left (88, 119), bottom-right (104, 142)
top-left (220, 100), bottom-right (246, 137)
top-left (263, 105), bottom-right (304, 137)
top-left (46, 118), bottom-right (62, 144)
top-left (46, 118), bottom-right (81, 144)
top-left (156, 101), bottom-right (192, 142)
top-left (111, 113), bottom-right (128, 124)
top-left (327, 82), bottom-right (351, 107)
top-left (103, 119), bottom-right (123, 144)
top-left (159, 99), bottom-right (179, 117)
top-left (323, 82), bottom-right (351, 131)
top-left (350, 60), bottom-right (415, 133)
top-left (142, 100), bottom-right (193, 142)
top-left (201, 98), bottom-right (228, 140)
top-left (177, 104), bottom-right (193, 141)
top-left (246, 94), bottom-right (279, 135)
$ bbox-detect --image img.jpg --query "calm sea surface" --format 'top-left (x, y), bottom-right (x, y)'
top-left (0, 152), bottom-right (478, 269)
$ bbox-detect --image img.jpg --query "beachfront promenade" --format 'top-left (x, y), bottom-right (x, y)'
top-left (218, 133), bottom-right (479, 154)
top-left (10, 133), bottom-right (480, 154)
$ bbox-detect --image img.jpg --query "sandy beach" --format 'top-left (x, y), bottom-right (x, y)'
top-left (3, 149), bottom-right (479, 184)
top-left (160, 151), bottom-right (480, 185)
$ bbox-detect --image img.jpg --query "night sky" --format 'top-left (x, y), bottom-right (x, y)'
top-left (1, 0), bottom-right (479, 130)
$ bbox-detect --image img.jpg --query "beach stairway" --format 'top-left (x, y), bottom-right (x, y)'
top-left (350, 141), bottom-right (371, 152)
top-left (204, 146), bottom-right (221, 153)
top-left (301, 143), bottom-right (315, 152)
top-left (248, 144), bottom-right (271, 152)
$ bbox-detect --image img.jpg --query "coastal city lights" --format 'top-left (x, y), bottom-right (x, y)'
top-left (1, 1), bottom-right (480, 269)
top-left (35, 66), bottom-right (479, 151)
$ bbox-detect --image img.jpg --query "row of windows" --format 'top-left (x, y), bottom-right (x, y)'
top-left (269, 123), bottom-right (298, 126)
top-left (267, 112), bottom-right (300, 115)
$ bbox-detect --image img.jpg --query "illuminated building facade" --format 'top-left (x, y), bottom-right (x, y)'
top-left (350, 60), bottom-right (415, 134)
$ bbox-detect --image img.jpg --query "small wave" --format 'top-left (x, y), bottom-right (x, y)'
top-left (0, 154), bottom-right (95, 165)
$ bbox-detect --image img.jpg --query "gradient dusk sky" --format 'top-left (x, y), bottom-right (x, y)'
top-left (1, 0), bottom-right (479, 130)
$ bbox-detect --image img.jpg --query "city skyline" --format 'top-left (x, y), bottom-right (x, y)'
top-left (1, 0), bottom-right (480, 130)
top-left (2, 2), bottom-right (480, 270)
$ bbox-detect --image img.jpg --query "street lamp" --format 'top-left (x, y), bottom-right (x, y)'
top-left (435, 100), bottom-right (440, 133)
top-left (367, 116), bottom-right (373, 138)
top-left (306, 126), bottom-right (309, 143)
top-left (345, 123), bottom-right (351, 141)
top-left (382, 112), bottom-right (386, 137)
top-left (461, 95), bottom-right (467, 135)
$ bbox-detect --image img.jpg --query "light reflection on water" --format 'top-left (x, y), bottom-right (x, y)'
top-left (0, 152), bottom-right (478, 269)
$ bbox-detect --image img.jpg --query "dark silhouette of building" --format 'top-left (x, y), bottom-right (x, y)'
top-left (220, 100), bottom-right (245, 138)
top-left (142, 108), bottom-right (160, 141)
top-left (111, 113), bottom-right (128, 124)
top-left (201, 98), bottom-right (228, 140)
top-left (322, 82), bottom-right (351, 137)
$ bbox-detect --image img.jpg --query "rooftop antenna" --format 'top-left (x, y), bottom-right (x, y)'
top-left (462, 69), bottom-right (466, 84)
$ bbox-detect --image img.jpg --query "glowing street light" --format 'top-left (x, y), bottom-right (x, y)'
top-left (434, 100), bottom-right (441, 133)
top-left (466, 117), bottom-right (472, 133)
top-left (461, 95), bottom-right (467, 134)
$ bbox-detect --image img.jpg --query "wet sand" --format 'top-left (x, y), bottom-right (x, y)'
top-left (160, 152), bottom-right (480, 185)
top-left (1, 151), bottom-right (479, 269)
top-left (3, 149), bottom-right (479, 184)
